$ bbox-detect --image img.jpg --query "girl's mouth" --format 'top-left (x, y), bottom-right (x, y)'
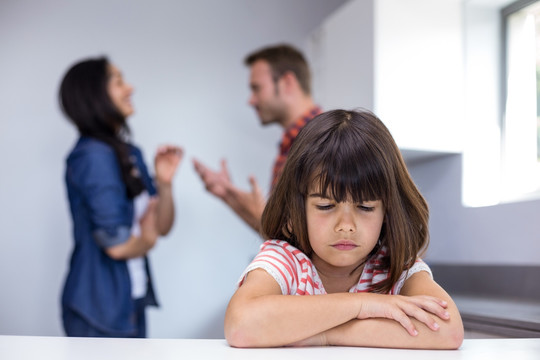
top-left (332, 240), bottom-right (357, 251)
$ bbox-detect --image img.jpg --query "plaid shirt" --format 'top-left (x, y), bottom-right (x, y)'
top-left (271, 106), bottom-right (322, 188)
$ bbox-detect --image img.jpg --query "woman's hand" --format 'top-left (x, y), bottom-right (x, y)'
top-left (356, 293), bottom-right (450, 336)
top-left (154, 145), bottom-right (183, 185)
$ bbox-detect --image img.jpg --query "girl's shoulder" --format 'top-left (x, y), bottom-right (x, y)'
top-left (391, 259), bottom-right (433, 294)
top-left (247, 240), bottom-right (319, 295)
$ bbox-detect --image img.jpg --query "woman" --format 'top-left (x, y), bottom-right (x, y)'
top-left (59, 57), bottom-right (183, 337)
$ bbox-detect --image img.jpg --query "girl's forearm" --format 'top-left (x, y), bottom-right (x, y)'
top-left (225, 293), bottom-right (359, 348)
top-left (325, 316), bottom-right (463, 349)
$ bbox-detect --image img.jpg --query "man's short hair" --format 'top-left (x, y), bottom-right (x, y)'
top-left (245, 44), bottom-right (311, 95)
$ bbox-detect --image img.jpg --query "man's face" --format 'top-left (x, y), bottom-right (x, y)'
top-left (248, 60), bottom-right (287, 126)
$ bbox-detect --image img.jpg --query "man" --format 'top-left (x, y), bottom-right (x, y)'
top-left (193, 44), bottom-right (322, 233)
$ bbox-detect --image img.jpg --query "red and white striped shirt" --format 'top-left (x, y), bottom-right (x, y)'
top-left (238, 240), bottom-right (432, 295)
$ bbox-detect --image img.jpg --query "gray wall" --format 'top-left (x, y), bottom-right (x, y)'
top-left (409, 154), bottom-right (540, 265)
top-left (0, 0), bottom-right (348, 338)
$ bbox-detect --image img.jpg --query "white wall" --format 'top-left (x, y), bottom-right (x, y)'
top-left (0, 0), bottom-right (348, 338)
top-left (306, 0), bottom-right (464, 154)
top-left (306, 0), bottom-right (375, 111)
top-left (375, 0), bottom-right (464, 153)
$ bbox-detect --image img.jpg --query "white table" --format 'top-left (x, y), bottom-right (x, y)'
top-left (1, 336), bottom-right (539, 359)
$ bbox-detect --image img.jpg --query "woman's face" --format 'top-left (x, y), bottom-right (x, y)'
top-left (107, 64), bottom-right (134, 118)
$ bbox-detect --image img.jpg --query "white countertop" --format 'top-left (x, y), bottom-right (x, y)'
top-left (1, 336), bottom-right (539, 360)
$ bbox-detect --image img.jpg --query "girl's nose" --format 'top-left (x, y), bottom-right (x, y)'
top-left (335, 208), bottom-right (356, 233)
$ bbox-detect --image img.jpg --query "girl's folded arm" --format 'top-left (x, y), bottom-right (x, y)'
top-left (224, 269), bottom-right (461, 349)
top-left (324, 271), bottom-right (464, 349)
top-left (224, 268), bottom-right (360, 348)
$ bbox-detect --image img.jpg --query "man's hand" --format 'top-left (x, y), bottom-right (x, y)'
top-left (193, 158), bottom-right (266, 233)
top-left (193, 158), bottom-right (231, 199)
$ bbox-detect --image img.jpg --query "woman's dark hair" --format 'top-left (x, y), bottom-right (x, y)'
top-left (261, 109), bottom-right (429, 293)
top-left (59, 56), bottom-right (145, 198)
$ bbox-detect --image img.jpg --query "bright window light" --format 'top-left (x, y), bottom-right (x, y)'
top-left (502, 1), bottom-right (540, 202)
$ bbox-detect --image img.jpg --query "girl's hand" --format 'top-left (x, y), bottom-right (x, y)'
top-left (155, 145), bottom-right (183, 185)
top-left (356, 293), bottom-right (450, 336)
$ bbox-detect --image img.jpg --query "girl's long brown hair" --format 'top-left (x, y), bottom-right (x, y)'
top-left (261, 109), bottom-right (429, 293)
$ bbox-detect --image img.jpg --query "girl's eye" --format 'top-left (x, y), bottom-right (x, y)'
top-left (358, 205), bottom-right (374, 212)
top-left (316, 204), bottom-right (334, 211)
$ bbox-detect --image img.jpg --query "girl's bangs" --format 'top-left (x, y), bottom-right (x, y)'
top-left (302, 151), bottom-right (387, 204)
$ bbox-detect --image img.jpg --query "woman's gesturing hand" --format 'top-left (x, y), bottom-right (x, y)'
top-left (154, 145), bottom-right (183, 185)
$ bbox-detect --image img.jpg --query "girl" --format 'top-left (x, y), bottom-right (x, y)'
top-left (59, 57), bottom-right (183, 337)
top-left (224, 109), bottom-right (464, 349)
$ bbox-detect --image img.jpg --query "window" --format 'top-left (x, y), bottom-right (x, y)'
top-left (501, 0), bottom-right (540, 201)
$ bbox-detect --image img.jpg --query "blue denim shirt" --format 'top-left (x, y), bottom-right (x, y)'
top-left (62, 137), bottom-right (158, 335)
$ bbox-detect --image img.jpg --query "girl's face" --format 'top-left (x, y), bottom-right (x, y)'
top-left (107, 64), bottom-right (134, 118)
top-left (305, 187), bottom-right (384, 275)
